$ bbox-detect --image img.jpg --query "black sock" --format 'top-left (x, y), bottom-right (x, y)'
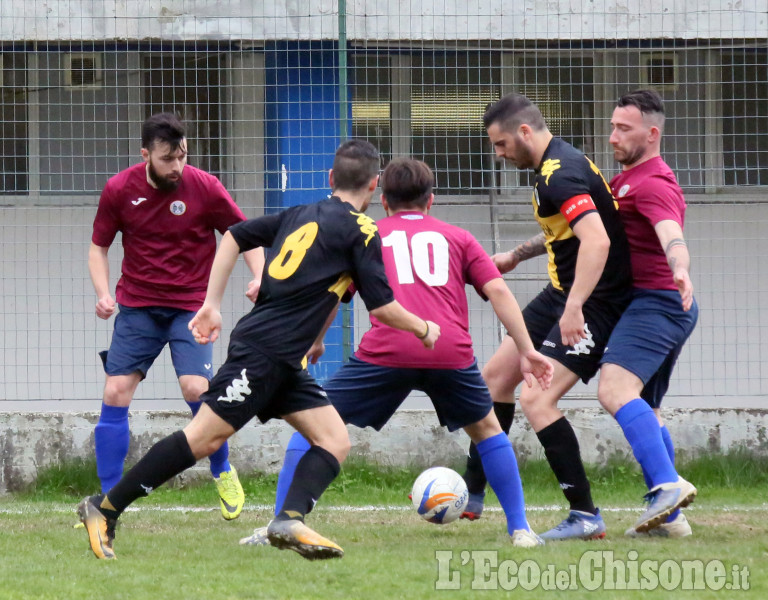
top-left (105, 430), bottom-right (197, 516)
top-left (463, 403), bottom-right (516, 495)
top-left (276, 445), bottom-right (340, 522)
top-left (536, 417), bottom-right (596, 514)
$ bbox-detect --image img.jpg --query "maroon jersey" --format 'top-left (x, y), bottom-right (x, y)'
top-left (92, 162), bottom-right (246, 310)
top-left (610, 156), bottom-right (686, 291)
top-left (355, 211), bottom-right (501, 369)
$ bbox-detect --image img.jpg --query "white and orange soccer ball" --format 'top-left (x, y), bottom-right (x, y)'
top-left (411, 466), bottom-right (469, 524)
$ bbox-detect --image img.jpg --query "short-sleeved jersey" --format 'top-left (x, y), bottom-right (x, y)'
top-left (229, 196), bottom-right (394, 367)
top-left (532, 137), bottom-right (632, 300)
top-left (610, 156), bottom-right (686, 291)
top-left (92, 162), bottom-right (246, 311)
top-left (355, 211), bottom-right (501, 369)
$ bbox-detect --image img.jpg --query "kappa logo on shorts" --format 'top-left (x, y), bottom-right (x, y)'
top-left (566, 323), bottom-right (595, 356)
top-left (217, 368), bottom-right (251, 403)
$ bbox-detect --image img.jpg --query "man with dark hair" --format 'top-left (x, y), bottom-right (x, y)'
top-left (599, 89), bottom-right (698, 537)
top-left (89, 112), bottom-right (262, 520)
top-left (460, 93), bottom-right (634, 540)
top-left (240, 157), bottom-right (553, 550)
top-left (78, 140), bottom-right (441, 561)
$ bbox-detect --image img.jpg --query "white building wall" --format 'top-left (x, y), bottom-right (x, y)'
top-left (1, 1), bottom-right (766, 41)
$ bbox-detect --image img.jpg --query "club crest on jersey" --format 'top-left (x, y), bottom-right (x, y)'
top-left (618, 184), bottom-right (631, 198)
top-left (349, 210), bottom-right (378, 246)
top-left (170, 200), bottom-right (187, 215)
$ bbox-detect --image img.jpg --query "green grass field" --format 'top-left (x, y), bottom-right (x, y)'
top-left (1, 454), bottom-right (766, 599)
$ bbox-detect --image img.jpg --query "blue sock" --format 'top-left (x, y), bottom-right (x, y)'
top-left (187, 401), bottom-right (230, 477)
top-left (275, 433), bottom-right (312, 515)
top-left (94, 404), bottom-right (130, 494)
top-left (616, 399), bottom-right (678, 488)
top-left (660, 424), bottom-right (681, 522)
top-left (477, 432), bottom-right (528, 533)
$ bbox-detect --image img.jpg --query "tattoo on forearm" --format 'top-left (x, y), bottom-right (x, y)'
top-left (665, 238), bottom-right (687, 253)
top-left (665, 238), bottom-right (687, 271)
top-left (513, 233), bottom-right (547, 262)
top-left (669, 256), bottom-right (677, 271)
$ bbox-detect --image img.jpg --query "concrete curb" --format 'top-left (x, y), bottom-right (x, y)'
top-left (2, 408), bottom-right (766, 493)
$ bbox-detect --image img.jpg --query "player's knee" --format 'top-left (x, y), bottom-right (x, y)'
top-left (517, 390), bottom-right (538, 415)
top-left (103, 380), bottom-right (134, 406)
top-left (179, 380), bottom-right (208, 403)
top-left (188, 433), bottom-right (226, 460)
top-left (597, 371), bottom-right (632, 416)
top-left (316, 432), bottom-right (351, 464)
top-left (482, 365), bottom-right (516, 401)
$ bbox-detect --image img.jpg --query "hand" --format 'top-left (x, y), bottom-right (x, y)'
top-left (245, 278), bottom-right (261, 303)
top-left (491, 251), bottom-right (520, 274)
top-left (95, 294), bottom-right (116, 320)
top-left (559, 302), bottom-right (586, 348)
top-left (305, 340), bottom-right (325, 365)
top-left (419, 320), bottom-right (441, 349)
top-left (519, 349), bottom-right (555, 390)
top-left (673, 268), bottom-right (694, 311)
top-left (188, 303), bottom-right (222, 345)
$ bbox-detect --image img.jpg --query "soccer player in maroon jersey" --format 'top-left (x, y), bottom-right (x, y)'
top-left (599, 90), bottom-right (698, 537)
top-left (240, 158), bottom-right (554, 549)
top-left (78, 140), bottom-right (441, 560)
top-left (89, 113), bottom-right (263, 519)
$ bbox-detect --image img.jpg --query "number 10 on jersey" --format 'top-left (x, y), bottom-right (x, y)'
top-left (382, 230), bottom-right (449, 286)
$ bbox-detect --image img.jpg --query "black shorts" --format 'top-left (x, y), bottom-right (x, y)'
top-left (522, 284), bottom-right (628, 384)
top-left (201, 343), bottom-right (330, 431)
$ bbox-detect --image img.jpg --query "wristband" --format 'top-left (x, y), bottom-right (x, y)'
top-left (416, 320), bottom-right (430, 340)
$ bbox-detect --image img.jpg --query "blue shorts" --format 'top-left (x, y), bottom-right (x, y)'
top-left (100, 305), bottom-right (214, 380)
top-left (600, 289), bottom-right (699, 408)
top-left (324, 356), bottom-right (493, 432)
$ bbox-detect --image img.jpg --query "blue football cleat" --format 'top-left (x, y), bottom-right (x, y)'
top-left (540, 509), bottom-right (606, 541)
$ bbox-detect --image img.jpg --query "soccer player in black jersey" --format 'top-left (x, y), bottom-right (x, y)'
top-left (460, 94), bottom-right (633, 540)
top-left (77, 140), bottom-right (440, 560)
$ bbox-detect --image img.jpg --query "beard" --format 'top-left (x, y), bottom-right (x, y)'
top-left (614, 145), bottom-right (645, 167)
top-left (148, 161), bottom-right (181, 192)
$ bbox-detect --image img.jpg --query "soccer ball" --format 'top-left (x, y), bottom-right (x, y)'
top-left (411, 466), bottom-right (469, 524)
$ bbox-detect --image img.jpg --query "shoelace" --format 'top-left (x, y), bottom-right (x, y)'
top-left (219, 473), bottom-right (238, 496)
top-left (553, 514), bottom-right (580, 531)
top-left (642, 489), bottom-right (660, 505)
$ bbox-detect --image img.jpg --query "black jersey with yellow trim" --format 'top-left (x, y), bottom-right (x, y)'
top-left (532, 137), bottom-right (632, 299)
top-left (228, 196), bottom-right (394, 366)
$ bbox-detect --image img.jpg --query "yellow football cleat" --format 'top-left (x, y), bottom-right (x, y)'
top-left (214, 466), bottom-right (245, 520)
top-left (77, 497), bottom-right (117, 560)
top-left (267, 519), bottom-right (344, 560)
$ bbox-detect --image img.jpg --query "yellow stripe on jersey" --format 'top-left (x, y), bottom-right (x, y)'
top-left (532, 188), bottom-right (574, 292)
top-left (328, 272), bottom-right (353, 299)
top-left (586, 156), bottom-right (619, 208)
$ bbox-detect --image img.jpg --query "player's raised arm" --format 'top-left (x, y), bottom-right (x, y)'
top-left (560, 212), bottom-right (611, 346)
top-left (189, 231), bottom-right (242, 344)
top-left (655, 219), bottom-right (694, 311)
top-left (243, 247), bottom-right (265, 302)
top-left (492, 233), bottom-right (547, 274)
top-left (88, 242), bottom-right (116, 320)
top-left (370, 300), bottom-right (440, 349)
